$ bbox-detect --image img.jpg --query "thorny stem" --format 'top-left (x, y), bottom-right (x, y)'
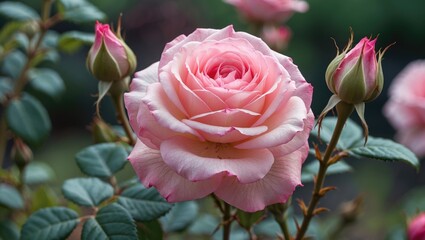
top-left (295, 102), bottom-right (354, 240)
top-left (111, 93), bottom-right (135, 146)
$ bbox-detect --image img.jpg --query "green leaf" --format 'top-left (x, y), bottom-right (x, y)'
top-left (58, 0), bottom-right (106, 23)
top-left (348, 137), bottom-right (420, 169)
top-left (58, 31), bottom-right (94, 53)
top-left (401, 187), bottom-right (425, 216)
top-left (236, 210), bottom-right (264, 230)
top-left (30, 186), bottom-right (60, 212)
top-left (62, 178), bottom-right (114, 207)
top-left (118, 184), bottom-right (172, 221)
top-left (160, 201), bottom-right (198, 232)
top-left (311, 116), bottom-right (363, 149)
top-left (137, 220), bottom-right (163, 240)
top-left (28, 68), bottom-right (65, 99)
top-left (82, 203), bottom-right (137, 240)
top-left (75, 142), bottom-right (128, 178)
top-left (0, 220), bottom-right (19, 240)
top-left (0, 21), bottom-right (24, 44)
top-left (23, 161), bottom-right (55, 185)
top-left (6, 93), bottom-right (51, 146)
top-left (188, 214), bottom-right (219, 236)
top-left (0, 184), bottom-right (24, 209)
top-left (20, 207), bottom-right (79, 240)
top-left (0, 2), bottom-right (39, 21)
top-left (0, 77), bottom-right (13, 102)
top-left (301, 160), bottom-right (352, 182)
top-left (1, 50), bottom-right (26, 79)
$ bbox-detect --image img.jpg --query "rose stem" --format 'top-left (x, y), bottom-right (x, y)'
top-left (295, 102), bottom-right (353, 240)
top-left (111, 93), bottom-right (135, 146)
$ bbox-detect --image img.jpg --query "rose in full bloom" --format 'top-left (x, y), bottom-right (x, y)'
top-left (384, 60), bottom-right (425, 156)
top-left (408, 213), bottom-right (425, 240)
top-left (87, 21), bottom-right (136, 82)
top-left (125, 26), bottom-right (314, 212)
top-left (224, 0), bottom-right (309, 23)
top-left (325, 37), bottom-right (384, 105)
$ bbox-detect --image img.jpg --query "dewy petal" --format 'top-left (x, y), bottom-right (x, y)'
top-left (160, 136), bottom-right (274, 184)
top-left (129, 140), bottom-right (223, 202)
top-left (214, 145), bottom-right (307, 212)
top-left (236, 96), bottom-right (307, 149)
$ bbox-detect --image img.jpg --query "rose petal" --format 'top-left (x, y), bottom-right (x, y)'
top-left (129, 140), bottom-right (223, 202)
top-left (236, 96), bottom-right (307, 149)
top-left (190, 108), bottom-right (260, 127)
top-left (160, 136), bottom-right (274, 184)
top-left (269, 110), bottom-right (314, 158)
top-left (214, 145), bottom-right (307, 212)
top-left (182, 119), bottom-right (268, 143)
top-left (142, 83), bottom-right (203, 140)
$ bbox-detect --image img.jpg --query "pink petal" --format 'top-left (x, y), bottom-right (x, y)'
top-left (269, 110), bottom-right (314, 158)
top-left (142, 83), bottom-right (203, 140)
top-left (396, 128), bottom-right (425, 157)
top-left (160, 136), bottom-right (274, 184)
top-left (182, 119), bottom-right (267, 143)
top-left (236, 96), bottom-right (308, 149)
top-left (129, 140), bottom-right (222, 202)
top-left (124, 63), bottom-right (159, 140)
top-left (190, 108), bottom-right (260, 127)
top-left (214, 145), bottom-right (307, 212)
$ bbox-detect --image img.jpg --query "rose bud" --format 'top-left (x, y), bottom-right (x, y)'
top-left (319, 35), bottom-right (389, 143)
top-left (261, 25), bottom-right (291, 51)
top-left (11, 138), bottom-right (33, 170)
top-left (408, 213), bottom-right (425, 240)
top-left (87, 21), bottom-right (136, 82)
top-left (325, 36), bottom-right (384, 104)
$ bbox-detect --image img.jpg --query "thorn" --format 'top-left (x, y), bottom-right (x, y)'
top-left (297, 199), bottom-right (308, 216)
top-left (327, 151), bottom-right (349, 165)
top-left (314, 144), bottom-right (322, 162)
top-left (319, 186), bottom-right (337, 196)
top-left (313, 207), bottom-right (329, 215)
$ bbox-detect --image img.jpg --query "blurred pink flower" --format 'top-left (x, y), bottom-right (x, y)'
top-left (224, 0), bottom-right (308, 23)
top-left (261, 25), bottom-right (292, 51)
top-left (124, 26), bottom-right (314, 212)
top-left (408, 213), bottom-right (425, 240)
top-left (384, 60), bottom-right (425, 157)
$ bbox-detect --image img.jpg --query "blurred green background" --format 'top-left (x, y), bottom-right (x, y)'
top-left (3, 0), bottom-right (425, 238)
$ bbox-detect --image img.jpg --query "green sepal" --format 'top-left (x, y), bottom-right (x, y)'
top-left (338, 53), bottom-right (366, 104)
top-left (90, 40), bottom-right (122, 82)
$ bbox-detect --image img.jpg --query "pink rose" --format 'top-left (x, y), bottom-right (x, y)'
top-left (384, 60), bottom-right (425, 156)
top-left (125, 26), bottom-right (314, 212)
top-left (408, 213), bottom-right (425, 240)
top-left (224, 0), bottom-right (309, 23)
top-left (87, 21), bottom-right (136, 82)
top-left (261, 25), bottom-right (292, 51)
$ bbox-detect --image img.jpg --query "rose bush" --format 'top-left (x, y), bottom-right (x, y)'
top-left (125, 25), bottom-right (314, 212)
top-left (224, 0), bottom-right (309, 23)
top-left (384, 60), bottom-right (425, 157)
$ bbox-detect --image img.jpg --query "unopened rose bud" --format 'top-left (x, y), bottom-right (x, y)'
top-left (408, 213), bottom-right (425, 240)
top-left (261, 25), bottom-right (291, 51)
top-left (87, 21), bottom-right (136, 82)
top-left (11, 138), bottom-right (33, 169)
top-left (326, 36), bottom-right (384, 104)
top-left (90, 117), bottom-right (119, 143)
